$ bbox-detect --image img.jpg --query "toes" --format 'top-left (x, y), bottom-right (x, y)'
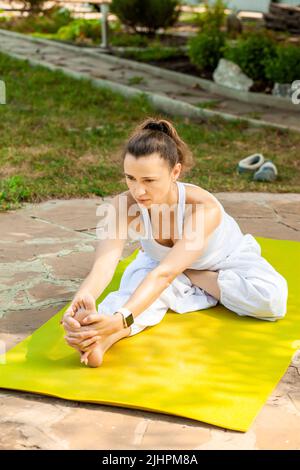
top-left (82, 293), bottom-right (96, 314)
top-left (81, 348), bottom-right (103, 368)
top-left (80, 351), bottom-right (89, 365)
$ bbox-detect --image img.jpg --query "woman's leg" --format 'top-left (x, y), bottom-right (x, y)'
top-left (216, 266), bottom-right (288, 321)
top-left (85, 326), bottom-right (131, 368)
top-left (67, 293), bottom-right (133, 367)
top-left (183, 269), bottom-right (221, 300)
top-left (81, 252), bottom-right (170, 366)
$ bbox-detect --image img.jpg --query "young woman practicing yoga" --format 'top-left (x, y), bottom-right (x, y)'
top-left (61, 117), bottom-right (288, 368)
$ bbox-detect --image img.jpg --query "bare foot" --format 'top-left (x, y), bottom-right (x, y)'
top-left (71, 293), bottom-right (104, 366)
top-left (71, 293), bottom-right (131, 368)
top-left (81, 325), bottom-right (132, 368)
top-left (81, 334), bottom-right (117, 367)
top-left (84, 345), bottom-right (104, 368)
top-left (73, 293), bottom-right (97, 324)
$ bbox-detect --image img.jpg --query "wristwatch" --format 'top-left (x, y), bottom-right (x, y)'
top-left (114, 307), bottom-right (134, 328)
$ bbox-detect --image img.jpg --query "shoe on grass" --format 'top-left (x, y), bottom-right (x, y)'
top-left (253, 160), bottom-right (278, 182)
top-left (237, 153), bottom-right (264, 174)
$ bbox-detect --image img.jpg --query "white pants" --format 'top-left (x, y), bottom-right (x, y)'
top-left (97, 234), bottom-right (288, 336)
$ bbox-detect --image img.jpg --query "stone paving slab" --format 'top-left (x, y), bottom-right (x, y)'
top-left (1, 193), bottom-right (300, 449)
top-left (22, 198), bottom-right (106, 232)
top-left (0, 30), bottom-right (300, 131)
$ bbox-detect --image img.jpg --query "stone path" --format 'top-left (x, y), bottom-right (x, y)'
top-left (0, 29), bottom-right (300, 131)
top-left (1, 193), bottom-right (300, 450)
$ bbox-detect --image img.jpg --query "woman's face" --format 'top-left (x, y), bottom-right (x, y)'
top-left (124, 152), bottom-right (181, 207)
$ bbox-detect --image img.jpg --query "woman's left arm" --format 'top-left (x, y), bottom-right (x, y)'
top-left (81, 202), bottom-right (222, 334)
top-left (113, 201), bottom-right (222, 323)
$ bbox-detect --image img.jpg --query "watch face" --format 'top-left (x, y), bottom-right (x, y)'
top-left (126, 314), bottom-right (134, 327)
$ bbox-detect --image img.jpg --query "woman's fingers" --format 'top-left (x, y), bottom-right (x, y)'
top-left (66, 330), bottom-right (98, 340)
top-left (81, 314), bottom-right (101, 325)
top-left (65, 336), bottom-right (82, 347)
top-left (61, 310), bottom-right (72, 323)
top-left (60, 297), bottom-right (84, 325)
top-left (66, 335), bottom-right (100, 350)
top-left (72, 344), bottom-right (82, 353)
top-left (65, 337), bottom-right (82, 351)
top-left (60, 304), bottom-right (76, 323)
top-left (80, 336), bottom-right (101, 351)
top-left (63, 315), bottom-right (81, 330)
top-left (65, 336), bottom-right (77, 344)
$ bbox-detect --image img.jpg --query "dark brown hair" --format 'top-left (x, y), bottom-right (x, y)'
top-left (121, 117), bottom-right (195, 177)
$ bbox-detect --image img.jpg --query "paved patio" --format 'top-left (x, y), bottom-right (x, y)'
top-left (1, 193), bottom-right (300, 450)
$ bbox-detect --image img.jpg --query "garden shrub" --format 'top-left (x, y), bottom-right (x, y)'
top-left (223, 32), bottom-right (276, 81)
top-left (264, 43), bottom-right (300, 84)
top-left (188, 29), bottom-right (226, 72)
top-left (55, 19), bottom-right (102, 42)
top-left (187, 1), bottom-right (227, 73)
top-left (110, 0), bottom-right (180, 34)
top-left (197, 0), bottom-right (227, 31)
top-left (109, 32), bottom-right (148, 47)
top-left (34, 7), bottom-right (73, 34)
top-left (1, 6), bottom-right (73, 34)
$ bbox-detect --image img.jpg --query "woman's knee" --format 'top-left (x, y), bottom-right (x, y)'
top-left (267, 277), bottom-right (288, 319)
top-left (246, 277), bottom-right (288, 321)
top-left (218, 269), bottom-right (288, 321)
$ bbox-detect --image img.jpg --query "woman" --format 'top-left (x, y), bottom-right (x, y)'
top-left (61, 117), bottom-right (288, 368)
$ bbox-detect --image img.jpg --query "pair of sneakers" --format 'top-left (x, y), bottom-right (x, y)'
top-left (237, 154), bottom-right (278, 182)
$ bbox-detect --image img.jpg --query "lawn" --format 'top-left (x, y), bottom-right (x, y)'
top-left (0, 51), bottom-right (299, 211)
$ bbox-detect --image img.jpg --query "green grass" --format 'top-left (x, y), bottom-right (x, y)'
top-left (0, 51), bottom-right (299, 211)
top-left (127, 76), bottom-right (146, 86)
top-left (121, 45), bottom-right (185, 62)
top-left (244, 111), bottom-right (263, 120)
top-left (177, 11), bottom-right (202, 26)
top-left (196, 100), bottom-right (220, 109)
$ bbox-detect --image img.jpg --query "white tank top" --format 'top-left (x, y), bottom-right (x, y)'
top-left (138, 181), bottom-right (244, 270)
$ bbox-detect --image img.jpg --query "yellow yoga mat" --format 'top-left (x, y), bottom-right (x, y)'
top-left (0, 237), bottom-right (299, 432)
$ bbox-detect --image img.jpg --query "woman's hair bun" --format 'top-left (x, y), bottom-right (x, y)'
top-left (143, 121), bottom-right (169, 135)
top-left (121, 116), bottom-right (195, 177)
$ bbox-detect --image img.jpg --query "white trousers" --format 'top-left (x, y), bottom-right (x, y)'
top-left (97, 234), bottom-right (288, 336)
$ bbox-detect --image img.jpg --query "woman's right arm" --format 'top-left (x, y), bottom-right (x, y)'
top-left (76, 234), bottom-right (126, 300)
top-left (62, 193), bottom-right (130, 326)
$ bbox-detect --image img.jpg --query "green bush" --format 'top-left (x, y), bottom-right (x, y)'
top-left (188, 29), bottom-right (226, 72)
top-left (55, 19), bottom-right (102, 42)
top-left (110, 32), bottom-right (149, 47)
top-left (110, 0), bottom-right (180, 34)
top-left (1, 6), bottom-right (73, 34)
top-left (223, 32), bottom-right (276, 81)
top-left (34, 7), bottom-right (73, 33)
top-left (197, 0), bottom-right (227, 31)
top-left (264, 44), bottom-right (300, 84)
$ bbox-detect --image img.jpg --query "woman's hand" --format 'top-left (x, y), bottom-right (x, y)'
top-left (60, 292), bottom-right (98, 352)
top-left (65, 312), bottom-right (122, 350)
top-left (60, 295), bottom-right (82, 329)
top-left (60, 291), bottom-right (94, 332)
top-left (64, 312), bottom-right (123, 365)
top-left (64, 328), bottom-right (101, 352)
top-left (65, 311), bottom-right (122, 344)
top-left (80, 311), bottom-right (123, 337)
